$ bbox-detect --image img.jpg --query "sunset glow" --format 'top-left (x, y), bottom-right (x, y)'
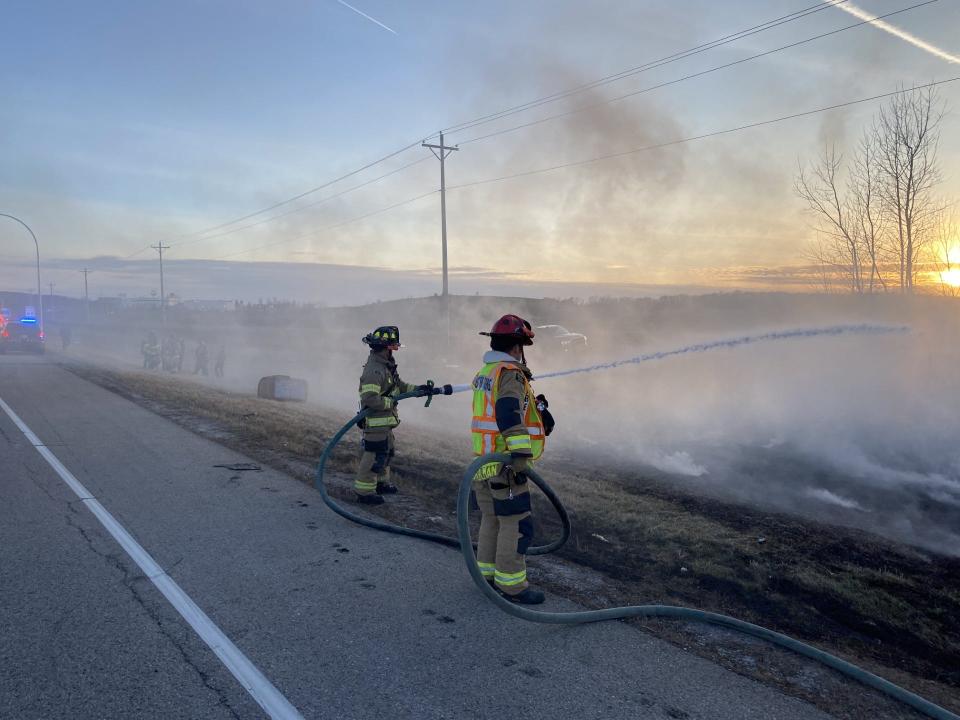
top-left (940, 269), bottom-right (960, 288)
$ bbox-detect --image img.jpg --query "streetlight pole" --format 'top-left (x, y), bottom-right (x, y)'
top-left (0, 213), bottom-right (44, 336)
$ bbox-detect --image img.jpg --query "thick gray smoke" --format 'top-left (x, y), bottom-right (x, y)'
top-left (64, 292), bottom-right (960, 556)
top-left (531, 297), bottom-right (960, 556)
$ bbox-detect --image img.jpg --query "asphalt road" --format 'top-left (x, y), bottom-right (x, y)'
top-left (0, 354), bottom-right (834, 720)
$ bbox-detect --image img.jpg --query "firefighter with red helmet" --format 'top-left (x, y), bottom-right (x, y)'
top-left (471, 314), bottom-right (556, 604)
top-left (355, 326), bottom-right (435, 505)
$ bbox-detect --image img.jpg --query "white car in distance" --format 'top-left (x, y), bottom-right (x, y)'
top-left (535, 324), bottom-right (587, 351)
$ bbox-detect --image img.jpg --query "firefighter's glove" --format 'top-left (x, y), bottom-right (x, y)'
top-left (536, 394), bottom-right (556, 436)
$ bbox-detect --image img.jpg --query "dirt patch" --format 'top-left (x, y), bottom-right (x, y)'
top-left (64, 360), bottom-right (960, 719)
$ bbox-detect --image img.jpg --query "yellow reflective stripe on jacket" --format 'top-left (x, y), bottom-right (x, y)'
top-left (505, 435), bottom-right (532, 451)
top-left (382, 397), bottom-right (394, 409)
top-left (472, 419), bottom-right (541, 435)
top-left (365, 416), bottom-right (399, 428)
top-left (360, 383), bottom-right (381, 395)
top-left (495, 569), bottom-right (527, 586)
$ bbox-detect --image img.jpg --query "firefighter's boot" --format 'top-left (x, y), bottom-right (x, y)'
top-left (376, 465), bottom-right (398, 494)
top-left (503, 587), bottom-right (545, 605)
top-left (355, 493), bottom-right (385, 506)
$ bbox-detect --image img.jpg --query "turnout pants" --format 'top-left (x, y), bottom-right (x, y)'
top-left (472, 466), bottom-right (534, 596)
top-left (355, 430), bottom-right (395, 496)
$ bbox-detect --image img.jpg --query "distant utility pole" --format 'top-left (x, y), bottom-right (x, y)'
top-left (151, 243), bottom-right (170, 325)
top-left (422, 131), bottom-right (458, 297)
top-left (79, 268), bottom-right (92, 323)
top-left (48, 282), bottom-right (54, 314)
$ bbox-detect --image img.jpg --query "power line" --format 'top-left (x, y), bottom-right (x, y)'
top-left (121, 244), bottom-right (154, 260)
top-left (178, 139), bottom-right (433, 241)
top-left (167, 156), bottom-right (431, 249)
top-left (209, 190), bottom-right (438, 261)
top-left (442, 0), bottom-right (857, 137)
top-left (447, 77), bottom-right (960, 192)
top-left (115, 2), bottom-right (943, 269)
top-left (194, 77), bottom-right (960, 265)
top-left (456, 0), bottom-right (938, 147)
top-left (149, 0), bottom-right (865, 246)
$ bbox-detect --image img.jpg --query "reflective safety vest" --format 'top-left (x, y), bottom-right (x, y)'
top-left (471, 361), bottom-right (545, 459)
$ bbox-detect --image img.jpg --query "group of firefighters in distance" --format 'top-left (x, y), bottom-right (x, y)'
top-left (140, 332), bottom-right (226, 377)
top-left (354, 314), bottom-right (555, 605)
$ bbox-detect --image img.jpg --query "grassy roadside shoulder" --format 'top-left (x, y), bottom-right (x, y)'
top-left (63, 361), bottom-right (960, 719)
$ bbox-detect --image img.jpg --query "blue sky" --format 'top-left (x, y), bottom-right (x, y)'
top-left (1, 0), bottom-right (959, 301)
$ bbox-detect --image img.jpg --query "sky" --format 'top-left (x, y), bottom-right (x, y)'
top-left (1, 0), bottom-right (959, 303)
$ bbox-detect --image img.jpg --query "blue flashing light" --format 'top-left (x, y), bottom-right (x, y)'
top-left (19, 317), bottom-right (38, 324)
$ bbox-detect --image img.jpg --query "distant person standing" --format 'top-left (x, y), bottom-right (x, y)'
top-left (214, 345), bottom-right (226, 377)
top-left (161, 334), bottom-right (178, 372)
top-left (141, 332), bottom-right (160, 370)
top-left (194, 340), bottom-right (209, 376)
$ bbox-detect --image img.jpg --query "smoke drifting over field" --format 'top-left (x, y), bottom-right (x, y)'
top-left (57, 291), bottom-right (960, 555)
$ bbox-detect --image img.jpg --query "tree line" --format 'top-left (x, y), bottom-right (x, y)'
top-left (795, 87), bottom-right (957, 296)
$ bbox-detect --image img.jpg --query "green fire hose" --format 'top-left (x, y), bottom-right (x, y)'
top-left (315, 392), bottom-right (958, 720)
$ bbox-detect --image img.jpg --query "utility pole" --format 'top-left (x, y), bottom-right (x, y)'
top-left (79, 268), bottom-right (92, 323)
top-left (151, 243), bottom-right (170, 325)
top-left (48, 282), bottom-right (54, 315)
top-left (422, 132), bottom-right (459, 297)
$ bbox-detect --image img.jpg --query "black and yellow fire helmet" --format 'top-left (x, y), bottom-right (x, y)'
top-left (362, 325), bottom-right (401, 349)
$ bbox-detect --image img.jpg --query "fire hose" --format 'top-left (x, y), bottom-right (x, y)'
top-left (314, 389), bottom-right (957, 720)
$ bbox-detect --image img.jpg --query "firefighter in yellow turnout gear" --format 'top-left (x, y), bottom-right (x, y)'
top-left (355, 326), bottom-right (434, 505)
top-left (471, 314), bottom-right (556, 604)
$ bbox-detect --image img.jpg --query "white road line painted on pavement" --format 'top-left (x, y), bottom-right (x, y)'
top-left (0, 395), bottom-right (305, 720)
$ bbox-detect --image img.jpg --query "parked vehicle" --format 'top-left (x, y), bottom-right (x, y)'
top-left (535, 324), bottom-right (587, 351)
top-left (0, 316), bottom-right (45, 354)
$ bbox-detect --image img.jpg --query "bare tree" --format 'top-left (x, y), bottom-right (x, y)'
top-left (850, 131), bottom-right (887, 292)
top-left (873, 87), bottom-right (943, 293)
top-left (795, 145), bottom-right (863, 293)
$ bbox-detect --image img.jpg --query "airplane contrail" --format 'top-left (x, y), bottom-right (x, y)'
top-left (336, 0), bottom-right (397, 35)
top-left (829, 0), bottom-right (959, 63)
